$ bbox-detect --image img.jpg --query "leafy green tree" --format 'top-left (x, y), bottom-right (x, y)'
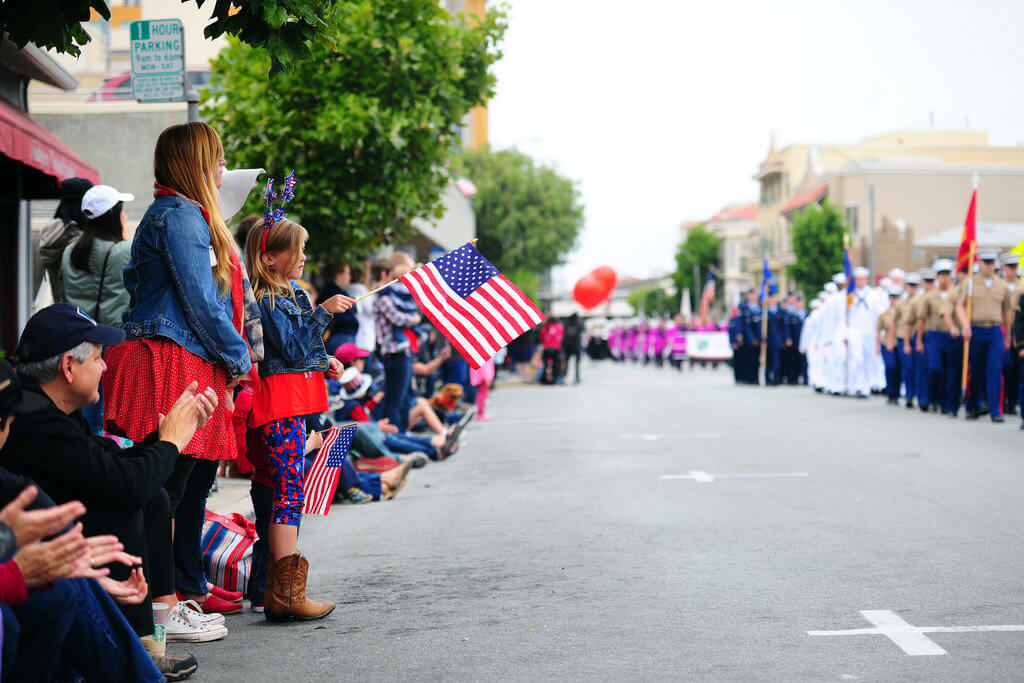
top-left (787, 199), bottom-right (848, 300)
top-left (627, 287), bottom-right (674, 317)
top-left (204, 1), bottom-right (506, 261)
top-left (456, 148), bottom-right (584, 283)
top-left (1, 0), bottom-right (331, 73)
top-left (672, 225), bottom-right (720, 311)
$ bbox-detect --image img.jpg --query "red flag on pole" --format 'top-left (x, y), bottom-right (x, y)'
top-left (956, 188), bottom-right (977, 274)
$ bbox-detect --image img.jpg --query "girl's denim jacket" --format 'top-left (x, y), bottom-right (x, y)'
top-left (259, 283), bottom-right (332, 377)
top-left (121, 195), bottom-right (252, 377)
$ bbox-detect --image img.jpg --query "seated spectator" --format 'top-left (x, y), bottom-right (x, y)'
top-left (4, 304), bottom-right (224, 647)
top-left (331, 367), bottom-right (456, 460)
top-left (0, 359), bottom-right (188, 680)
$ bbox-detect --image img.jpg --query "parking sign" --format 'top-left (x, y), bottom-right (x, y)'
top-left (129, 19), bottom-right (185, 102)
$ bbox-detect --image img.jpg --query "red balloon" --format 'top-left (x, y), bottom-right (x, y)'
top-left (591, 266), bottom-right (618, 290)
top-left (573, 273), bottom-right (614, 309)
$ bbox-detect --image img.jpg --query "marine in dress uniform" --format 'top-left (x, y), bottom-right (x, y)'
top-left (893, 273), bottom-right (920, 408)
top-left (764, 288), bottom-right (785, 386)
top-left (877, 288), bottom-right (902, 403)
top-left (910, 269), bottom-right (936, 411)
top-left (999, 253), bottom-right (1021, 414)
top-left (740, 290), bottom-right (762, 385)
top-left (728, 310), bottom-right (744, 384)
top-left (956, 250), bottom-right (1014, 422)
top-left (919, 260), bottom-right (961, 416)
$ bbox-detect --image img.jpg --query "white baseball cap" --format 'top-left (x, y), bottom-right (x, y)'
top-left (81, 185), bottom-right (134, 219)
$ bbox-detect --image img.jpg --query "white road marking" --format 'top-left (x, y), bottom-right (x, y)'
top-left (620, 433), bottom-right (724, 440)
top-left (807, 609), bottom-right (1024, 656)
top-left (660, 470), bottom-right (808, 483)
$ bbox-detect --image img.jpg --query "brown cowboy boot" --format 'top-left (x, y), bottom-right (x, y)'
top-left (288, 552), bottom-right (335, 620)
top-left (264, 553), bottom-right (292, 622)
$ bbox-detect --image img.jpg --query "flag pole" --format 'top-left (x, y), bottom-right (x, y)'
top-left (959, 174), bottom-right (979, 398)
top-left (843, 234), bottom-right (850, 396)
top-left (960, 241), bottom-right (975, 394)
top-left (353, 239), bottom-right (478, 303)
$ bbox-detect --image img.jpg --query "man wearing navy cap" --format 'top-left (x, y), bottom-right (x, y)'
top-left (763, 286), bottom-right (784, 385)
top-left (956, 251), bottom-right (1014, 422)
top-left (4, 304), bottom-right (217, 655)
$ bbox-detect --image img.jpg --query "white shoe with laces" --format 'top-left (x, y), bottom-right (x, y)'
top-left (164, 601), bottom-right (228, 642)
top-left (178, 599), bottom-right (226, 626)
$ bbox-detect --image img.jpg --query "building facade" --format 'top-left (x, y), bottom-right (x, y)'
top-left (753, 129), bottom-right (1024, 286)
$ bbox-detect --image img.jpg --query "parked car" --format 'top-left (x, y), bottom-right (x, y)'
top-left (87, 69), bottom-right (212, 102)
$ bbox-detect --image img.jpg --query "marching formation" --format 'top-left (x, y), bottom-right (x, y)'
top-left (798, 251), bottom-right (1022, 425)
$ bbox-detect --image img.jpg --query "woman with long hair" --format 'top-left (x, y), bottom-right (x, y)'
top-left (103, 122), bottom-right (257, 643)
top-left (61, 184), bottom-right (134, 434)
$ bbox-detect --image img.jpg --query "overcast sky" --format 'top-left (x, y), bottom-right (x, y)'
top-left (486, 0), bottom-right (1024, 288)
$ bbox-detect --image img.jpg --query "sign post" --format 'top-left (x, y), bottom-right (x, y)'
top-left (129, 18), bottom-right (197, 121)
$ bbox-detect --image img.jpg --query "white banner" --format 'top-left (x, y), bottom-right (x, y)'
top-left (686, 331), bottom-right (733, 359)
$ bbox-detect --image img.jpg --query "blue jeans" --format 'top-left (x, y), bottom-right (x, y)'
top-left (2, 578), bottom-right (162, 682)
top-left (967, 326), bottom-right (1004, 416)
top-left (173, 457), bottom-right (218, 594)
top-left (383, 432), bottom-right (437, 459)
top-left (382, 353), bottom-right (413, 432)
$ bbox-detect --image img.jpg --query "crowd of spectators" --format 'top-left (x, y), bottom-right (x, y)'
top-left (0, 122), bottom-right (492, 680)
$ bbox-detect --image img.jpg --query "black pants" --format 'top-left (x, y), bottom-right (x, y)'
top-left (564, 350), bottom-right (581, 383)
top-left (247, 481), bottom-right (274, 605)
top-left (88, 489), bottom-right (172, 637)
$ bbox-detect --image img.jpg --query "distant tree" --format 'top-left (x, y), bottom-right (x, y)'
top-left (1, 0), bottom-right (332, 73)
top-left (787, 199), bottom-right (848, 299)
top-left (672, 225), bottom-right (721, 312)
top-left (627, 286), bottom-right (674, 317)
top-left (456, 148), bottom-right (584, 292)
top-left (205, 1), bottom-right (506, 260)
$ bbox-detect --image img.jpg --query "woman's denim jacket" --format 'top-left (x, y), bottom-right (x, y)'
top-left (259, 284), bottom-right (332, 377)
top-left (121, 195), bottom-right (251, 377)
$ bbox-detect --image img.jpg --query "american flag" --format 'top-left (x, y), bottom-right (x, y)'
top-left (400, 243), bottom-right (545, 369)
top-left (302, 423), bottom-right (356, 516)
top-left (699, 272), bottom-right (715, 319)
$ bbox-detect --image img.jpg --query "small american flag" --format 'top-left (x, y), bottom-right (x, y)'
top-left (699, 272), bottom-right (715, 319)
top-left (302, 423), bottom-right (357, 516)
top-left (400, 243), bottom-right (545, 369)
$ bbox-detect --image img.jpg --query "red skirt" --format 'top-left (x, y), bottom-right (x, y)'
top-left (103, 338), bottom-right (238, 461)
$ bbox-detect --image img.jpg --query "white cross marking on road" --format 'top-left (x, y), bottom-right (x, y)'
top-left (807, 610), bottom-right (1024, 656)
top-left (660, 470), bottom-right (808, 483)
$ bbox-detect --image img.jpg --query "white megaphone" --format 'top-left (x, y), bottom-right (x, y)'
top-left (218, 168), bottom-right (265, 221)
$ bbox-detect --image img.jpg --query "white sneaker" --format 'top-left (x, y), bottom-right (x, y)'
top-left (178, 599), bottom-right (226, 626)
top-left (164, 602), bottom-right (228, 642)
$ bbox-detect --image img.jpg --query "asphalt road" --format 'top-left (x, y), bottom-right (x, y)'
top-left (195, 362), bottom-right (1024, 681)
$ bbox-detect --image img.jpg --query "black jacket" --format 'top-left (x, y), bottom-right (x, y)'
top-left (2, 376), bottom-right (179, 529)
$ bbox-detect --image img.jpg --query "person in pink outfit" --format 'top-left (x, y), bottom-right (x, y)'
top-left (469, 358), bottom-right (495, 421)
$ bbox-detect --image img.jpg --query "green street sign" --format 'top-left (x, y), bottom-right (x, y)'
top-left (129, 19), bottom-right (185, 102)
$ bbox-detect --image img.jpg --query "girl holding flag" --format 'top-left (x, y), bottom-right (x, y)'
top-left (243, 173), bottom-right (354, 622)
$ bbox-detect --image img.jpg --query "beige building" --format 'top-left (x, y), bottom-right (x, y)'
top-left (703, 202), bottom-right (759, 312)
top-left (753, 129), bottom-right (1024, 288)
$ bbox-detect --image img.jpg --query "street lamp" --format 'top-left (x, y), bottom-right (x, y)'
top-left (814, 146), bottom-right (877, 275)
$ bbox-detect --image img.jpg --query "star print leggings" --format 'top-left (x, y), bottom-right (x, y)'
top-left (262, 417), bottom-right (306, 526)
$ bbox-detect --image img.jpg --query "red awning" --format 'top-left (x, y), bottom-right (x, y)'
top-left (0, 98), bottom-right (99, 185)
